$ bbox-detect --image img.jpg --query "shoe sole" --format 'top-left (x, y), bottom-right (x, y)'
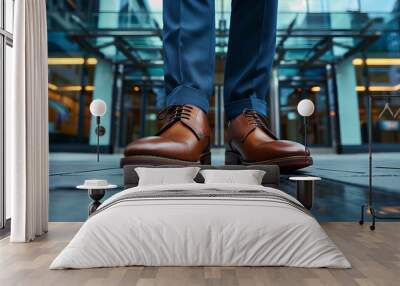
top-left (225, 150), bottom-right (313, 172)
top-left (121, 152), bottom-right (211, 167)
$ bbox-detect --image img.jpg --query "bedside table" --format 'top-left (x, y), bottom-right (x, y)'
top-left (289, 176), bottom-right (321, 210)
top-left (77, 180), bottom-right (118, 216)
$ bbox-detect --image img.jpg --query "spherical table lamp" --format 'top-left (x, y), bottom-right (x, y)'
top-left (90, 99), bottom-right (107, 162)
top-left (297, 99), bottom-right (315, 117)
top-left (297, 99), bottom-right (315, 162)
top-left (290, 100), bottom-right (318, 210)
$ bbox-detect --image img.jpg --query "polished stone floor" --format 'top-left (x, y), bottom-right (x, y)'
top-left (49, 150), bottom-right (400, 222)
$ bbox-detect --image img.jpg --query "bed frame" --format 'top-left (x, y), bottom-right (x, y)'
top-left (123, 165), bottom-right (280, 189)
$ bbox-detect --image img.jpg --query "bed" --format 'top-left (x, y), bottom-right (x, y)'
top-left (50, 165), bottom-right (350, 269)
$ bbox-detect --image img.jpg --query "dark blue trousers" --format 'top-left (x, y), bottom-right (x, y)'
top-left (163, 0), bottom-right (278, 120)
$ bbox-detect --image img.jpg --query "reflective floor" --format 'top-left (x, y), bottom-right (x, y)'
top-left (49, 150), bottom-right (400, 222)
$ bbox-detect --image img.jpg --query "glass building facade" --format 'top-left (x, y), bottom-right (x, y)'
top-left (46, 0), bottom-right (400, 153)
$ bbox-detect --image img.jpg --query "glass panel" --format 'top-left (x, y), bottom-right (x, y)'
top-left (208, 89), bottom-right (216, 146)
top-left (322, 0), bottom-right (359, 12)
top-left (305, 0), bottom-right (359, 12)
top-left (307, 0), bottom-right (323, 12)
top-left (284, 37), bottom-right (321, 49)
top-left (5, 0), bottom-right (14, 33)
top-left (279, 0), bottom-right (307, 12)
top-left (136, 50), bottom-right (161, 61)
top-left (360, 0), bottom-right (397, 12)
top-left (355, 63), bottom-right (400, 144)
top-left (87, 37), bottom-right (114, 47)
top-left (48, 61), bottom-right (95, 144)
top-left (5, 44), bottom-right (12, 219)
top-left (119, 81), bottom-right (167, 147)
top-left (144, 91), bottom-right (160, 137)
top-left (120, 84), bottom-right (144, 145)
top-left (146, 67), bottom-right (164, 77)
top-left (285, 50), bottom-right (310, 61)
top-left (279, 77), bottom-right (331, 146)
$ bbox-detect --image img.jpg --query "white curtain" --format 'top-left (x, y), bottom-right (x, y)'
top-left (8, 0), bottom-right (49, 242)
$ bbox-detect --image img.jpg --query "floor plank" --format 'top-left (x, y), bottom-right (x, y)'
top-left (0, 222), bottom-right (399, 286)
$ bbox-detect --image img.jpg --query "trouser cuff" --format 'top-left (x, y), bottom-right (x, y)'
top-left (167, 85), bottom-right (209, 114)
top-left (225, 96), bottom-right (267, 120)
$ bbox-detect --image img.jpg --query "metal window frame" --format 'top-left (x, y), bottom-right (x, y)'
top-left (1, 0), bottom-right (14, 229)
top-left (0, 0), bottom-right (4, 229)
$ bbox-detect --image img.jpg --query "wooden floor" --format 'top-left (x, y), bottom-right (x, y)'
top-left (0, 222), bottom-right (399, 286)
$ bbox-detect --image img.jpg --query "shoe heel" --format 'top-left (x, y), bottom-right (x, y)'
top-left (225, 150), bottom-right (242, 165)
top-left (200, 152), bottom-right (211, 165)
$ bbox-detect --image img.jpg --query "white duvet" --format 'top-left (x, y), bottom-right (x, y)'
top-left (50, 183), bottom-right (350, 269)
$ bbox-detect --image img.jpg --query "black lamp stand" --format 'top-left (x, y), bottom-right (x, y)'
top-left (95, 116), bottom-right (106, 162)
top-left (304, 116), bottom-right (308, 164)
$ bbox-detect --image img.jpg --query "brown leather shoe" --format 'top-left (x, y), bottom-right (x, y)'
top-left (121, 104), bottom-right (211, 166)
top-left (226, 110), bottom-right (313, 171)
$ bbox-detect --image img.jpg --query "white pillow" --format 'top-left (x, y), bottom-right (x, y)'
top-left (135, 167), bottom-right (201, 186)
top-left (200, 169), bottom-right (266, 185)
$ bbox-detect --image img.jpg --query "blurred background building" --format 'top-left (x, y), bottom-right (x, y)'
top-left (46, 0), bottom-right (400, 154)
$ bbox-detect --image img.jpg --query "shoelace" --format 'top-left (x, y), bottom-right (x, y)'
top-left (243, 109), bottom-right (270, 132)
top-left (243, 109), bottom-right (309, 156)
top-left (157, 105), bottom-right (193, 123)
